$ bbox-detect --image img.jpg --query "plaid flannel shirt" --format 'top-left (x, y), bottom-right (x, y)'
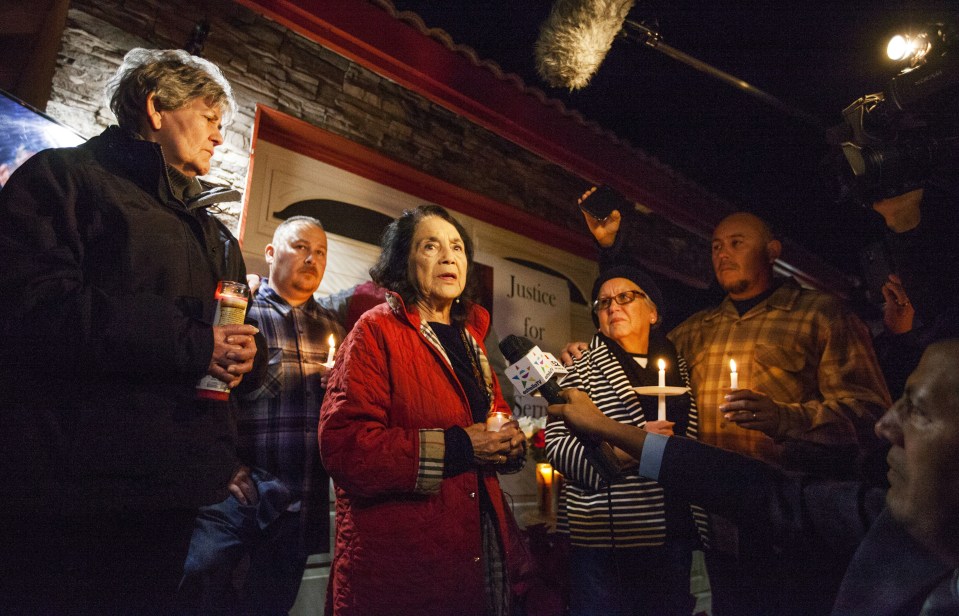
top-left (669, 278), bottom-right (890, 470)
top-left (236, 280), bottom-right (344, 549)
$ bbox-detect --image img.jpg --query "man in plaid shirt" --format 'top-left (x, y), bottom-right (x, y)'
top-left (670, 212), bottom-right (890, 475)
top-left (570, 204), bottom-right (891, 616)
top-left (179, 215), bottom-right (343, 614)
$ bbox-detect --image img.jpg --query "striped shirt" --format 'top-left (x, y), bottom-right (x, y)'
top-left (546, 335), bottom-right (708, 548)
top-left (669, 278), bottom-right (890, 470)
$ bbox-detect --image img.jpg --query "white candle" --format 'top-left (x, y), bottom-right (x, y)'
top-left (326, 334), bottom-right (336, 368)
top-left (486, 411), bottom-right (511, 432)
top-left (729, 358), bottom-right (738, 390)
top-left (658, 358), bottom-right (666, 388)
top-left (657, 394), bottom-right (666, 422)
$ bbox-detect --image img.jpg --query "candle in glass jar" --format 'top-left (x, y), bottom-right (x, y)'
top-left (486, 411), bottom-right (512, 432)
top-left (729, 358), bottom-right (738, 390)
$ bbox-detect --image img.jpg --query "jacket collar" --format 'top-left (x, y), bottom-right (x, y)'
top-left (386, 291), bottom-right (494, 399)
top-left (385, 290), bottom-right (491, 340)
top-left (85, 126), bottom-right (240, 210)
top-left (704, 277), bottom-right (802, 322)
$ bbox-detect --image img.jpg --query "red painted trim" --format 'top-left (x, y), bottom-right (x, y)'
top-left (234, 0), bottom-right (849, 294)
top-left (253, 104), bottom-right (597, 259)
top-left (234, 0), bottom-right (720, 237)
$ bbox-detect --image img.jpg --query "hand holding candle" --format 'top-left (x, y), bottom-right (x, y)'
top-left (729, 358), bottom-right (738, 390)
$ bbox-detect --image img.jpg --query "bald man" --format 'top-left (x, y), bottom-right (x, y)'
top-left (574, 208), bottom-right (891, 615)
top-left (671, 213), bottom-right (889, 476)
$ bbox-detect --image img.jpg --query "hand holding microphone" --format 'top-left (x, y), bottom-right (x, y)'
top-left (499, 334), bottom-right (621, 481)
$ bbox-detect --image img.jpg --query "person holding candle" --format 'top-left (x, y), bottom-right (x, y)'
top-left (546, 265), bottom-right (707, 616)
top-left (0, 49), bottom-right (266, 614)
top-left (316, 280), bottom-right (519, 411)
top-left (318, 205), bottom-right (528, 616)
top-left (178, 215), bottom-right (344, 614)
top-left (568, 194), bottom-right (892, 615)
top-left (548, 338), bottom-right (959, 616)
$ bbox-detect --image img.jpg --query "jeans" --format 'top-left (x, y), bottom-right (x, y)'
top-left (176, 468), bottom-right (307, 616)
top-left (569, 540), bottom-right (697, 616)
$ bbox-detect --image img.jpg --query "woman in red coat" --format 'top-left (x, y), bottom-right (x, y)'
top-left (319, 205), bottom-right (528, 615)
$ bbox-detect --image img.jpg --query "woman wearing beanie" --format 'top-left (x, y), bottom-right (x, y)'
top-left (546, 265), bottom-right (708, 616)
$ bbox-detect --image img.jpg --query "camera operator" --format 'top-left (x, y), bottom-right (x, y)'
top-left (870, 184), bottom-right (959, 399)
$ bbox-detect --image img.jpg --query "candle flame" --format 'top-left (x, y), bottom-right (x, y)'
top-left (328, 334), bottom-right (336, 347)
top-left (730, 358), bottom-right (737, 372)
top-left (538, 463), bottom-right (553, 482)
top-left (658, 358), bottom-right (666, 370)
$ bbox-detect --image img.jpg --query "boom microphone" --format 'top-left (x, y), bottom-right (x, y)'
top-left (535, 0), bottom-right (636, 90)
top-left (499, 334), bottom-right (621, 481)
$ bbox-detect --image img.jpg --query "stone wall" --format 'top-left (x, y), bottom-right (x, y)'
top-left (47, 0), bottom-right (713, 285)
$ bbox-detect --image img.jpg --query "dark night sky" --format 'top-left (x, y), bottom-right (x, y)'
top-left (390, 0), bottom-right (957, 281)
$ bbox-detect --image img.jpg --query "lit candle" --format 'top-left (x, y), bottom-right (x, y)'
top-left (729, 358), bottom-right (738, 390)
top-left (657, 358), bottom-right (667, 421)
top-left (536, 462), bottom-right (554, 517)
top-left (486, 411), bottom-right (511, 432)
top-left (537, 462), bottom-right (554, 487)
top-left (326, 334), bottom-right (336, 368)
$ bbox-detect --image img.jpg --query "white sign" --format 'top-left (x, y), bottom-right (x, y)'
top-left (484, 256), bottom-right (570, 418)
top-left (486, 256), bottom-right (570, 354)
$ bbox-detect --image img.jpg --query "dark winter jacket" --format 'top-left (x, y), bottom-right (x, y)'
top-left (0, 126), bottom-right (263, 516)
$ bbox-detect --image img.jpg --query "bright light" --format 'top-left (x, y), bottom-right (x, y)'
top-left (887, 34), bottom-right (911, 61)
top-left (886, 31), bottom-right (932, 63)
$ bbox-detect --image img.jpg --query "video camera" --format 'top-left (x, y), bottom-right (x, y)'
top-left (826, 21), bottom-right (959, 206)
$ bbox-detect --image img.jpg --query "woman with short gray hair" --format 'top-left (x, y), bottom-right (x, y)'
top-left (0, 48), bottom-right (263, 615)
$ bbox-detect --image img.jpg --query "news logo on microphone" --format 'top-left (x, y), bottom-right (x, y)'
top-left (504, 345), bottom-right (568, 396)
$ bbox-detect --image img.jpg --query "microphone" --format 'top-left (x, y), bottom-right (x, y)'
top-left (499, 334), bottom-right (621, 481)
top-left (535, 0), bottom-right (636, 90)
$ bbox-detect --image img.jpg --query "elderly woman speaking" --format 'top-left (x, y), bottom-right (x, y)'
top-left (319, 205), bottom-right (528, 616)
top-left (546, 265), bottom-right (708, 616)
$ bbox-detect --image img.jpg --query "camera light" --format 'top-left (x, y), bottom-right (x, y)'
top-left (886, 35), bottom-right (911, 61)
top-left (886, 32), bottom-right (932, 64)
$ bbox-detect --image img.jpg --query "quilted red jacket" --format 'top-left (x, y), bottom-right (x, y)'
top-left (319, 293), bottom-right (523, 615)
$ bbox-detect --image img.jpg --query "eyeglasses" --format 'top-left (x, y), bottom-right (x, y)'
top-left (592, 290), bottom-right (647, 313)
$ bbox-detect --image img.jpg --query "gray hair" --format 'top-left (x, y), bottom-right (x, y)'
top-left (272, 215), bottom-right (324, 244)
top-left (106, 48), bottom-right (236, 132)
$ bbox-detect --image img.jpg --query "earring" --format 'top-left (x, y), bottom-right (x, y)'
top-left (455, 297), bottom-right (461, 304)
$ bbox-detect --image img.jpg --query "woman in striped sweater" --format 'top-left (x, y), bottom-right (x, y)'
top-left (546, 265), bottom-right (708, 616)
